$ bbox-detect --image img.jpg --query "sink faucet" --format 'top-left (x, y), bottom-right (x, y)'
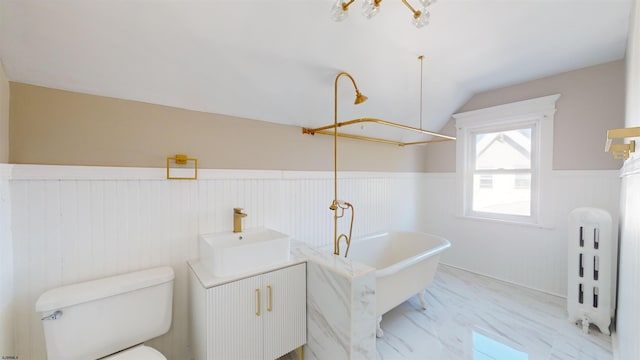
top-left (233, 208), bottom-right (248, 233)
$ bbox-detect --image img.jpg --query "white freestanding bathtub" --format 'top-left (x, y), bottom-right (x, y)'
top-left (346, 231), bottom-right (451, 337)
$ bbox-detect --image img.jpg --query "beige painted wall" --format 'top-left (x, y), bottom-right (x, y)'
top-left (0, 62), bottom-right (9, 163)
top-left (424, 60), bottom-right (626, 172)
top-left (9, 83), bottom-right (427, 172)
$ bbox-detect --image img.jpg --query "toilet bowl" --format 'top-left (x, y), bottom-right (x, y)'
top-left (36, 266), bottom-right (174, 360)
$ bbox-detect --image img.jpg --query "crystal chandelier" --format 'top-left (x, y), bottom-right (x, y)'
top-left (331, 0), bottom-right (436, 28)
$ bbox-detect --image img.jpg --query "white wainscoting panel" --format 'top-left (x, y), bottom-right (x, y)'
top-left (419, 171), bottom-right (621, 297)
top-left (0, 164), bottom-right (14, 356)
top-left (9, 166), bottom-right (415, 360)
top-left (11, 165), bottom-right (618, 358)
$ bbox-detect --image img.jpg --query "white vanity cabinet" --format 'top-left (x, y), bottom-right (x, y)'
top-left (189, 263), bottom-right (307, 360)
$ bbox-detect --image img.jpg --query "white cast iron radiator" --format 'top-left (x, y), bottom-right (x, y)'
top-left (567, 207), bottom-right (613, 335)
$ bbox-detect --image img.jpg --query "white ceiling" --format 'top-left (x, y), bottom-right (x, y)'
top-left (0, 0), bottom-right (633, 142)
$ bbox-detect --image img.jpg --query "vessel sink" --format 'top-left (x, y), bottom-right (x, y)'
top-left (199, 227), bottom-right (291, 277)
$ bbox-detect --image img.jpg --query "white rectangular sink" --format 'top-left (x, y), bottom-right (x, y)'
top-left (199, 227), bottom-right (291, 277)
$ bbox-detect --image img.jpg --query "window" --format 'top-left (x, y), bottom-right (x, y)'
top-left (454, 95), bottom-right (560, 225)
top-left (471, 126), bottom-right (534, 217)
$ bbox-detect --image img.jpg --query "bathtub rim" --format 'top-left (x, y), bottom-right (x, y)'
top-left (349, 231), bottom-right (451, 278)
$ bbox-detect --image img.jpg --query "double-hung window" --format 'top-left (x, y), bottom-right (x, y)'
top-left (470, 123), bottom-right (536, 219)
top-left (454, 95), bottom-right (560, 226)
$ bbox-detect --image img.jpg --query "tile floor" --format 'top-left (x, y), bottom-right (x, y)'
top-left (282, 264), bottom-right (612, 360)
top-left (376, 265), bottom-right (612, 360)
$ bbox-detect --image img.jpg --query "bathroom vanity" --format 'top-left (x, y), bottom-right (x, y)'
top-left (188, 230), bottom-right (307, 360)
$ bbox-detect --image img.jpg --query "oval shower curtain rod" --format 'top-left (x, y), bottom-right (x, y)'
top-left (302, 117), bottom-right (456, 146)
top-left (302, 59), bottom-right (455, 146)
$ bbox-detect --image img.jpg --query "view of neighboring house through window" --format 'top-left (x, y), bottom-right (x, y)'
top-left (472, 126), bottom-right (534, 217)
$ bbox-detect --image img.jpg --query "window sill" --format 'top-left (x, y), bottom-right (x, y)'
top-left (456, 214), bottom-right (555, 230)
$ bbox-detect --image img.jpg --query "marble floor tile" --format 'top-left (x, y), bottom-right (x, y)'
top-left (376, 265), bottom-right (612, 360)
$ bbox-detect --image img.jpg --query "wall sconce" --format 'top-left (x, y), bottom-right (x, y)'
top-left (166, 154), bottom-right (198, 180)
top-left (605, 127), bottom-right (640, 160)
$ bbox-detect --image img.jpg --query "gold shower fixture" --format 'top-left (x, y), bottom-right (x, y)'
top-left (329, 72), bottom-right (364, 257)
top-left (331, 0), bottom-right (436, 28)
top-left (605, 127), bottom-right (640, 160)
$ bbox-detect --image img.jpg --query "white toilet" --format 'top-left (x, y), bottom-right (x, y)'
top-left (35, 266), bottom-right (174, 360)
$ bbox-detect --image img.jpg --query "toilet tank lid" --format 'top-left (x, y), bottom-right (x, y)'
top-left (36, 266), bottom-right (174, 312)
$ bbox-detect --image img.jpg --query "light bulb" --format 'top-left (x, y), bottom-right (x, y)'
top-left (362, 0), bottom-right (380, 19)
top-left (331, 0), bottom-right (349, 22)
top-left (418, 0), bottom-right (436, 7)
top-left (412, 9), bottom-right (430, 28)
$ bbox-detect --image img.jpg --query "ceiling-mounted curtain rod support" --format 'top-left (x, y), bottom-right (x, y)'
top-left (302, 117), bottom-right (455, 146)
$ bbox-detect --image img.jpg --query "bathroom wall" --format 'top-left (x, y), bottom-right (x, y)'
top-left (424, 60), bottom-right (626, 172)
top-left (8, 83), bottom-right (427, 173)
top-left (418, 60), bottom-right (625, 296)
top-left (418, 171), bottom-right (620, 296)
top-left (9, 165), bottom-right (417, 359)
top-left (614, 1), bottom-right (640, 358)
top-left (0, 60), bottom-right (13, 357)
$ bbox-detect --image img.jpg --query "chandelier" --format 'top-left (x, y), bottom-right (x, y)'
top-left (331, 0), bottom-right (436, 28)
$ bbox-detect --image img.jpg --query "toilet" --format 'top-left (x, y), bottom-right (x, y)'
top-left (35, 266), bottom-right (174, 360)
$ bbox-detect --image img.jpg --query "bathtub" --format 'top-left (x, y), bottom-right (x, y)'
top-left (346, 231), bottom-right (451, 337)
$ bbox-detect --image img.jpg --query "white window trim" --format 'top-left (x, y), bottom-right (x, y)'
top-left (454, 94), bottom-right (560, 228)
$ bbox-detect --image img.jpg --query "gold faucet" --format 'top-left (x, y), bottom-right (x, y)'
top-left (233, 208), bottom-right (248, 233)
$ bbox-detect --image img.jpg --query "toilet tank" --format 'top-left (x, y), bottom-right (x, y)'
top-left (35, 266), bottom-right (174, 360)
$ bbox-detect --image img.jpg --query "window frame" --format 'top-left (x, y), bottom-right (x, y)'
top-left (454, 94), bottom-right (560, 227)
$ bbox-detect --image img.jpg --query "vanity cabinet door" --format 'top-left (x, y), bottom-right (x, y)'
top-left (206, 274), bottom-right (263, 359)
top-left (262, 263), bottom-right (307, 359)
top-left (197, 263), bottom-right (307, 360)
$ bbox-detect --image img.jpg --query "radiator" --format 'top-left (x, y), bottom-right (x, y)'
top-left (567, 207), bottom-right (613, 335)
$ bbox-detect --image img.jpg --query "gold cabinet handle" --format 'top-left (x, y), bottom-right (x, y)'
top-left (267, 285), bottom-right (273, 312)
top-left (256, 288), bottom-right (261, 316)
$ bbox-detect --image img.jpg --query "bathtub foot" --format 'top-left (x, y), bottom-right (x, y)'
top-left (418, 290), bottom-right (428, 310)
top-left (376, 316), bottom-right (384, 338)
top-left (581, 316), bottom-right (590, 334)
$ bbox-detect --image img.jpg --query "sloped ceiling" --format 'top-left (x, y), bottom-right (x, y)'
top-left (0, 0), bottom-right (633, 142)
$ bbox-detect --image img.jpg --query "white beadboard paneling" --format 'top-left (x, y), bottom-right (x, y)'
top-left (9, 166), bottom-right (411, 359)
top-left (9, 164), bottom-right (624, 358)
top-left (0, 164), bottom-right (14, 356)
top-left (420, 170), bottom-right (620, 297)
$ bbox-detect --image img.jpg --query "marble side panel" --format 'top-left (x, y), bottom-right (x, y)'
top-left (350, 271), bottom-right (376, 360)
top-left (305, 261), bottom-right (352, 360)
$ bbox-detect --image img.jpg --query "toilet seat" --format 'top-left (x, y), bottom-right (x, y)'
top-left (103, 345), bottom-right (166, 360)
